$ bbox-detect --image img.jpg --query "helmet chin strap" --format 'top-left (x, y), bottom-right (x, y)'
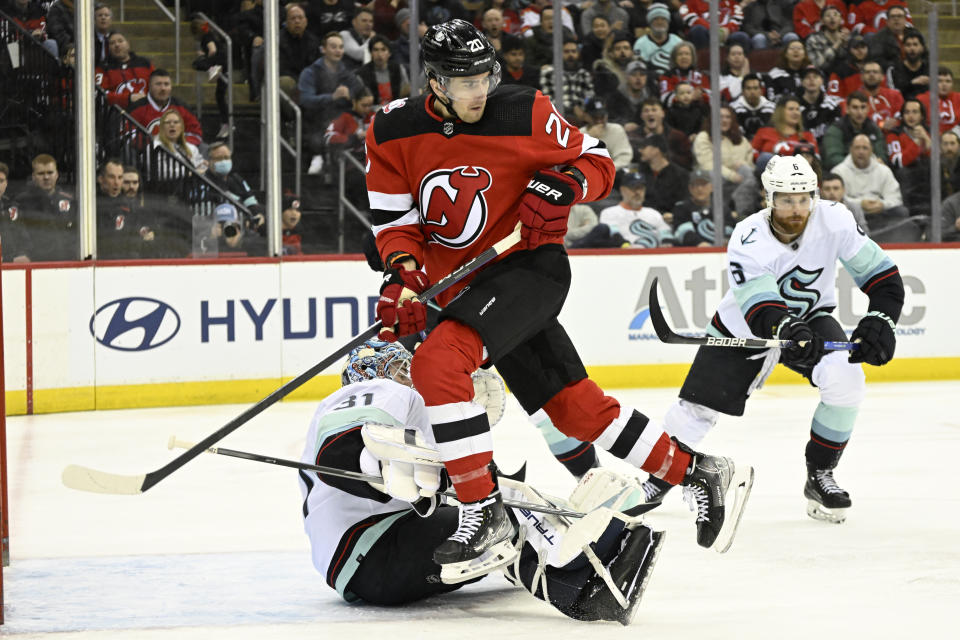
top-left (431, 79), bottom-right (469, 121)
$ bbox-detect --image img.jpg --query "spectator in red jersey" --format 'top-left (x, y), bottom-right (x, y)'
top-left (917, 67), bottom-right (960, 135)
top-left (858, 60), bottom-right (903, 132)
top-left (324, 88), bottom-right (376, 153)
top-left (827, 34), bottom-right (869, 98)
top-left (751, 95), bottom-right (819, 168)
top-left (659, 41), bottom-right (709, 106)
top-left (5, 0), bottom-right (58, 57)
top-left (678, 0), bottom-right (751, 51)
top-left (96, 32), bottom-right (154, 107)
top-left (358, 35), bottom-right (410, 108)
top-left (852, 0), bottom-right (910, 36)
top-left (281, 193), bottom-right (304, 255)
top-left (129, 69), bottom-right (204, 147)
top-left (793, 0), bottom-right (847, 41)
top-left (886, 98), bottom-right (932, 219)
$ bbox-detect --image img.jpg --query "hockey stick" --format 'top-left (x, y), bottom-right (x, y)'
top-left (62, 224), bottom-right (523, 496)
top-left (647, 278), bottom-right (858, 351)
top-left (165, 435), bottom-right (590, 519)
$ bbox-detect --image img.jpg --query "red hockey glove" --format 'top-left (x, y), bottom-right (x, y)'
top-left (517, 169), bottom-right (583, 250)
top-left (376, 266), bottom-right (429, 341)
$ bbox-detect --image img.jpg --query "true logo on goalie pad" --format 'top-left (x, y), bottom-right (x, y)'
top-left (520, 509), bottom-right (556, 544)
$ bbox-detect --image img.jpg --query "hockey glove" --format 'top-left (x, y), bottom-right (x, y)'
top-left (775, 316), bottom-right (825, 369)
top-left (517, 169), bottom-right (583, 250)
top-left (848, 311), bottom-right (896, 366)
top-left (376, 266), bottom-right (429, 342)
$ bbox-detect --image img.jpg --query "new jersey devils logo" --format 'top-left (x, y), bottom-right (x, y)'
top-left (419, 166), bottom-right (492, 248)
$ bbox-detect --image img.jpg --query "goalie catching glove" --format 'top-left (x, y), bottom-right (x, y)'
top-left (376, 266), bottom-right (429, 342)
top-left (517, 169), bottom-right (583, 250)
top-left (848, 311), bottom-right (896, 366)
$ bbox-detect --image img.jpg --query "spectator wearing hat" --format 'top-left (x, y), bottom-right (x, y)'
top-left (540, 35), bottom-right (594, 124)
top-left (692, 105), bottom-right (755, 215)
top-left (827, 34), bottom-right (870, 99)
top-left (764, 40), bottom-right (811, 102)
top-left (498, 34), bottom-right (540, 90)
top-left (729, 72), bottom-right (776, 139)
top-left (281, 193), bottom-right (305, 255)
top-left (672, 169), bottom-right (735, 246)
top-left (581, 97), bottom-right (633, 169)
top-left (599, 169), bottom-right (673, 247)
top-left (858, 60), bottom-right (904, 132)
top-left (741, 0), bottom-right (798, 51)
top-left (804, 4), bottom-right (851, 70)
top-left (634, 96), bottom-right (693, 170)
top-left (636, 134), bottom-right (690, 219)
top-left (391, 8), bottom-right (427, 71)
top-left (822, 91), bottom-right (887, 171)
top-left (633, 4), bottom-right (681, 74)
top-left (604, 59), bottom-right (656, 124)
top-left (797, 66), bottom-right (843, 145)
top-left (889, 30), bottom-right (929, 102)
top-left (593, 30), bottom-right (636, 96)
top-left (793, 0), bottom-right (847, 41)
top-left (719, 43), bottom-right (752, 102)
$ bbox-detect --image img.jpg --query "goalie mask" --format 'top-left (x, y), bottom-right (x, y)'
top-left (341, 339), bottom-right (413, 387)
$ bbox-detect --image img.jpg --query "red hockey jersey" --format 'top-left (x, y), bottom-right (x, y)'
top-left (852, 0), bottom-right (910, 35)
top-left (366, 87), bottom-right (615, 306)
top-left (885, 130), bottom-right (925, 168)
top-left (793, 0), bottom-right (847, 39)
top-left (751, 127), bottom-right (819, 156)
top-left (128, 95), bottom-right (204, 147)
top-left (679, 0), bottom-right (743, 33)
top-left (859, 85), bottom-right (904, 128)
top-left (96, 55), bottom-right (155, 107)
top-left (917, 90), bottom-right (960, 134)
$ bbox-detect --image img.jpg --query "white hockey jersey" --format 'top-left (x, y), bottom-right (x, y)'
top-left (709, 199), bottom-right (897, 339)
top-left (298, 378), bottom-right (430, 598)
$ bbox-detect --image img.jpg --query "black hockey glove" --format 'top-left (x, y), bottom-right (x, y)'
top-left (848, 311), bottom-right (896, 366)
top-left (775, 317), bottom-right (825, 369)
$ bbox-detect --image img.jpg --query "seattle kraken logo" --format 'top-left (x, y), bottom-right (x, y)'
top-left (778, 266), bottom-right (823, 318)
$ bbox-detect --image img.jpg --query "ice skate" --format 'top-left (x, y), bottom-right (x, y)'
top-left (681, 453), bottom-right (754, 553)
top-left (639, 475), bottom-right (673, 506)
top-left (573, 524), bottom-right (665, 626)
top-left (804, 467), bottom-right (851, 524)
top-left (433, 491), bottom-right (518, 584)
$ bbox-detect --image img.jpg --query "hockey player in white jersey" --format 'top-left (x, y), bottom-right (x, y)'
top-left (298, 339), bottom-right (664, 624)
top-left (640, 155), bottom-right (905, 524)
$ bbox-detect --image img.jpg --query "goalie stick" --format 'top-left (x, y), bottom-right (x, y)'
top-left (162, 435), bottom-right (594, 519)
top-left (62, 224), bottom-right (522, 496)
top-left (647, 278), bottom-right (858, 351)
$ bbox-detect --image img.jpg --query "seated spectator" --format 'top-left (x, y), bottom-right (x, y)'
top-left (730, 72), bottom-right (776, 138)
top-left (358, 34), bottom-right (410, 107)
top-left (822, 91), bottom-right (888, 171)
top-left (636, 134), bottom-right (690, 220)
top-left (498, 34), bottom-right (539, 90)
top-left (306, 0), bottom-right (354, 37)
top-left (940, 131), bottom-right (960, 198)
top-left (752, 95), bottom-right (819, 167)
top-left (859, 60), bottom-right (903, 133)
top-left (593, 30), bottom-right (635, 97)
top-left (764, 40), bottom-right (810, 102)
top-left (519, 0), bottom-right (574, 36)
top-left (129, 69), bottom-right (204, 147)
top-left (632, 4), bottom-right (681, 75)
top-left (827, 35), bottom-right (869, 99)
top-left (832, 133), bottom-right (920, 242)
top-left (665, 81), bottom-right (708, 139)
top-left (868, 5), bottom-right (911, 71)
top-left (581, 17), bottom-right (612, 73)
top-left (798, 66), bottom-right (843, 145)
top-left (96, 32), bottom-right (154, 108)
top-left (692, 106), bottom-right (755, 216)
top-left (6, 0), bottom-right (58, 58)
top-left (659, 41), bottom-right (710, 106)
top-left (886, 98), bottom-right (931, 170)
top-left (120, 165), bottom-right (191, 258)
top-left (152, 110), bottom-right (207, 179)
top-left (96, 158), bottom-right (138, 259)
top-left (634, 97), bottom-right (693, 170)
top-left (672, 169), bottom-right (735, 246)
top-left (889, 30), bottom-right (929, 102)
top-left (208, 202), bottom-right (266, 256)
top-left (94, 2), bottom-right (112, 65)
top-left (45, 0), bottom-right (73, 59)
top-left (325, 88), bottom-right (375, 154)
top-left (598, 169), bottom-right (672, 247)
top-left (793, 0), bottom-right (846, 41)
top-left (938, 191), bottom-right (960, 242)
top-left (205, 142), bottom-right (260, 209)
top-left (540, 35), bottom-right (594, 125)
top-left (0, 161), bottom-right (28, 262)
top-left (604, 60), bottom-right (655, 125)
top-left (487, 0), bottom-right (522, 35)
top-left (917, 67), bottom-right (960, 136)
top-left (341, 7), bottom-right (375, 71)
top-left (190, 13), bottom-right (231, 139)
top-left (480, 8), bottom-right (508, 53)
top-left (281, 193), bottom-right (304, 255)
top-left (852, 0), bottom-right (911, 37)
top-left (12, 153), bottom-right (77, 261)
top-left (678, 0), bottom-right (750, 51)
top-left (279, 4), bottom-right (322, 98)
top-left (741, 0), bottom-right (798, 50)
top-left (564, 203), bottom-right (599, 247)
top-left (580, 0), bottom-right (629, 36)
top-left (370, 0), bottom-right (402, 41)
top-left (581, 97), bottom-right (633, 169)
top-left (719, 43), bottom-right (751, 102)
top-left (524, 6), bottom-right (576, 69)
top-left (805, 5), bottom-right (850, 70)
top-left (820, 172), bottom-right (869, 230)
top-left (298, 32), bottom-right (364, 175)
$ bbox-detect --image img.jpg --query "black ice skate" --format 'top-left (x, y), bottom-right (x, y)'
top-left (639, 475), bottom-right (673, 506)
top-left (680, 451), bottom-right (754, 553)
top-left (572, 524), bottom-right (666, 626)
top-left (804, 467), bottom-right (851, 524)
top-left (433, 491), bottom-right (518, 584)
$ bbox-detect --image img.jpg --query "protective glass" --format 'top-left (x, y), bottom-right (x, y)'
top-left (436, 64), bottom-right (501, 102)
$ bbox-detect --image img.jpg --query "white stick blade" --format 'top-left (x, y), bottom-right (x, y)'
top-left (61, 464), bottom-right (146, 495)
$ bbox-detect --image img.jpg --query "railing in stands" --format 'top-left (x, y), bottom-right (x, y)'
top-left (338, 151), bottom-right (372, 254)
top-left (193, 12), bottom-right (234, 151)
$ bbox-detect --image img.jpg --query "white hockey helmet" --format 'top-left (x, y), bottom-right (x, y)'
top-left (761, 154), bottom-right (819, 213)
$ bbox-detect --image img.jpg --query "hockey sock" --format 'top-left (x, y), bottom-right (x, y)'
top-left (529, 409), bottom-right (599, 478)
top-left (805, 431), bottom-right (847, 470)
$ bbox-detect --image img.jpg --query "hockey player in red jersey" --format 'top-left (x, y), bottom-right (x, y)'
top-left (366, 19), bottom-right (754, 582)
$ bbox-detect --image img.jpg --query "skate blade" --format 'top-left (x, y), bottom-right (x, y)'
top-left (712, 464), bottom-right (755, 554)
top-left (806, 499), bottom-right (847, 524)
top-left (617, 530), bottom-right (666, 626)
top-left (439, 539), bottom-right (519, 585)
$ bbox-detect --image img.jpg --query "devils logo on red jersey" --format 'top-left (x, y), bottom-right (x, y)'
top-left (419, 166), bottom-right (492, 249)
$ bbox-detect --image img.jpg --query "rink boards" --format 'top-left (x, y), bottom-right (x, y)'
top-left (1, 246), bottom-right (956, 414)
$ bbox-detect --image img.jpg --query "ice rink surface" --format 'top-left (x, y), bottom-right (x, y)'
top-left (3, 380), bottom-right (959, 639)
